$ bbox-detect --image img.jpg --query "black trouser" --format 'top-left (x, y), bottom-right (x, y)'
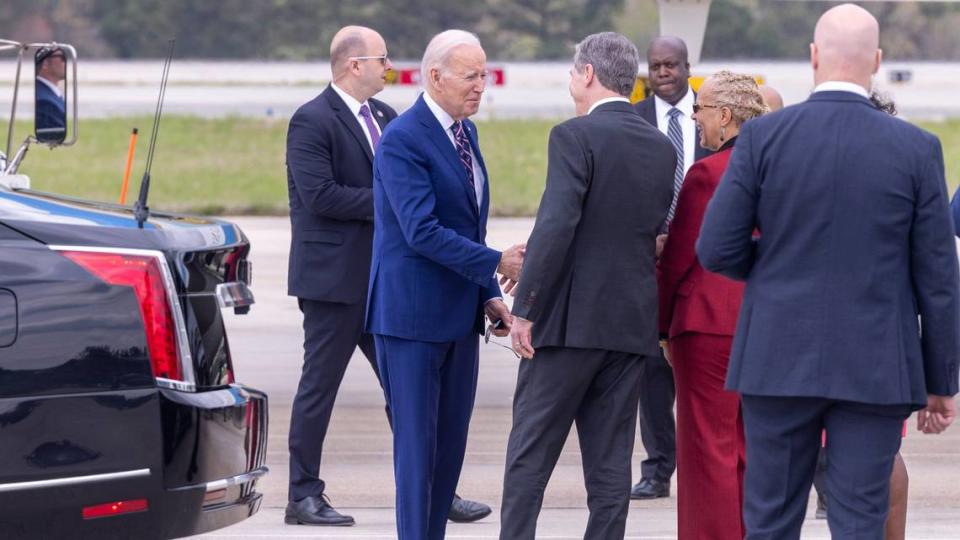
top-left (287, 298), bottom-right (386, 502)
top-left (637, 349), bottom-right (676, 482)
top-left (500, 347), bottom-right (648, 540)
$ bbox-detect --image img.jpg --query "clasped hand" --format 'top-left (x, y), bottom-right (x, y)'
top-left (497, 243), bottom-right (525, 295)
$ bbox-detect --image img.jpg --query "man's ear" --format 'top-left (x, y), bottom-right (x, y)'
top-left (583, 63), bottom-right (595, 86)
top-left (873, 48), bottom-right (882, 75)
top-left (430, 67), bottom-right (442, 90)
top-left (810, 43), bottom-right (818, 72)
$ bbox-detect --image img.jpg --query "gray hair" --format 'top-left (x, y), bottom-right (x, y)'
top-left (707, 70), bottom-right (769, 126)
top-left (421, 29), bottom-right (482, 86)
top-left (574, 32), bottom-right (640, 97)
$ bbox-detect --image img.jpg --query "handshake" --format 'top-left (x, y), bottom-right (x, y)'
top-left (483, 243), bottom-right (525, 342)
top-left (497, 243), bottom-right (526, 295)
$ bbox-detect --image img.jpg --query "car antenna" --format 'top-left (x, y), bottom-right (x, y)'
top-left (134, 39), bottom-right (175, 229)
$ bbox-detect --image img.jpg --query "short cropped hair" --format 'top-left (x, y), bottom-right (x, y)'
top-left (708, 70), bottom-right (769, 126)
top-left (421, 29), bottom-right (482, 86)
top-left (574, 32), bottom-right (640, 97)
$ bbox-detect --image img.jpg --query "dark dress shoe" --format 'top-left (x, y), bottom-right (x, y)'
top-left (448, 494), bottom-right (492, 523)
top-left (630, 478), bottom-right (670, 500)
top-left (284, 495), bottom-right (355, 526)
top-left (815, 494), bottom-right (827, 520)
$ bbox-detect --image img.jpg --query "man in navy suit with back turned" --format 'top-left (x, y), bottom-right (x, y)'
top-left (698, 4), bottom-right (958, 538)
top-left (285, 25), bottom-right (492, 528)
top-left (366, 29), bottom-right (523, 540)
top-left (630, 35), bottom-right (712, 501)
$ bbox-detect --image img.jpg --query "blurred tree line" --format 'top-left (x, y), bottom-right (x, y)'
top-left (703, 1), bottom-right (960, 60)
top-left (2, 0), bottom-right (959, 60)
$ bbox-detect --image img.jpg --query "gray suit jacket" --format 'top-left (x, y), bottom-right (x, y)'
top-left (512, 101), bottom-right (676, 356)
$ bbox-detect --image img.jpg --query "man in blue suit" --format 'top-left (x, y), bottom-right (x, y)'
top-left (366, 29), bottom-right (523, 540)
top-left (285, 26), bottom-right (493, 527)
top-left (34, 47), bottom-right (66, 142)
top-left (698, 4), bottom-right (959, 538)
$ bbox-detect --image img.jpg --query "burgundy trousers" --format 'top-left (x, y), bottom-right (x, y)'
top-left (671, 332), bottom-right (746, 540)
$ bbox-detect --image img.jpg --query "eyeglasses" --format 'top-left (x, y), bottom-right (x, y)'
top-left (692, 103), bottom-right (721, 114)
top-left (349, 54), bottom-right (389, 66)
top-left (484, 324), bottom-right (520, 358)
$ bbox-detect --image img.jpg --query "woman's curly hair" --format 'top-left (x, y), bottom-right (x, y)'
top-left (708, 70), bottom-right (770, 125)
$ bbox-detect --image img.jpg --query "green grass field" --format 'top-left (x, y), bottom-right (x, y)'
top-left (9, 116), bottom-right (960, 216)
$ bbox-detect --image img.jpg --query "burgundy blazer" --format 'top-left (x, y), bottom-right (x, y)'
top-left (658, 145), bottom-right (745, 338)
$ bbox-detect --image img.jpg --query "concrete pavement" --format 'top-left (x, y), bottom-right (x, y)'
top-left (199, 216), bottom-right (960, 539)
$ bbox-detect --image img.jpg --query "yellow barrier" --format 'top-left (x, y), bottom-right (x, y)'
top-left (630, 75), bottom-right (765, 104)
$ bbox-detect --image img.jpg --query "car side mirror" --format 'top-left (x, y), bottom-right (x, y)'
top-left (34, 47), bottom-right (68, 145)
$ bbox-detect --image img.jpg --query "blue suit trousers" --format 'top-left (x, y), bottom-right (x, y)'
top-left (741, 395), bottom-right (910, 539)
top-left (375, 333), bottom-right (479, 540)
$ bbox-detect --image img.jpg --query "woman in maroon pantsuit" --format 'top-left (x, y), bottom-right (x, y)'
top-left (657, 71), bottom-right (768, 540)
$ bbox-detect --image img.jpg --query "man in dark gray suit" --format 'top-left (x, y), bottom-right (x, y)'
top-left (500, 32), bottom-right (676, 540)
top-left (630, 35), bottom-right (712, 500)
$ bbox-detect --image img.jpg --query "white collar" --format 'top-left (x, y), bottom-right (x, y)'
top-left (330, 82), bottom-right (369, 118)
top-left (813, 81), bottom-right (870, 99)
top-left (587, 96), bottom-right (630, 115)
top-left (422, 91), bottom-right (457, 132)
top-left (654, 87), bottom-right (694, 121)
top-left (37, 76), bottom-right (62, 99)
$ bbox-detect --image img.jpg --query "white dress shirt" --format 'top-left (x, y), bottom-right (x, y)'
top-left (587, 96), bottom-right (630, 115)
top-left (331, 82), bottom-right (381, 154)
top-left (37, 76), bottom-right (63, 99)
top-left (653, 88), bottom-right (696, 175)
top-left (813, 81), bottom-right (870, 99)
top-left (422, 92), bottom-right (485, 208)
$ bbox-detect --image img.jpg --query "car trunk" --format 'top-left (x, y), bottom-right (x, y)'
top-left (0, 188), bottom-right (253, 389)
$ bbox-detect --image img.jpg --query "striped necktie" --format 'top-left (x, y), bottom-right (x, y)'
top-left (665, 107), bottom-right (685, 225)
top-left (451, 121), bottom-right (475, 191)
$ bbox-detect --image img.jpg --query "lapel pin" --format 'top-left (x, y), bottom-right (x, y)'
top-left (376, 110), bottom-right (384, 118)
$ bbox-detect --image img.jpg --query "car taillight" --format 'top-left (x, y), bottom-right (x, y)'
top-left (82, 498), bottom-right (149, 520)
top-left (60, 250), bottom-right (183, 381)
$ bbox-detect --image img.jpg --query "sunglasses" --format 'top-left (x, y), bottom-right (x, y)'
top-left (692, 103), bottom-right (721, 114)
top-left (349, 54), bottom-right (389, 66)
top-left (484, 323), bottom-right (520, 359)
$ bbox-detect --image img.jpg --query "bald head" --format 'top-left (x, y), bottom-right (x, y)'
top-left (811, 4), bottom-right (881, 88)
top-left (648, 36), bottom-right (688, 63)
top-left (331, 26), bottom-right (379, 77)
top-left (328, 25), bottom-right (391, 102)
top-left (759, 85), bottom-right (783, 111)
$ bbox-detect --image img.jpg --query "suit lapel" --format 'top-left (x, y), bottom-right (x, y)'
top-left (324, 86), bottom-right (374, 164)
top-left (370, 100), bottom-right (390, 132)
top-left (415, 97), bottom-right (480, 218)
top-left (637, 97), bottom-right (657, 126)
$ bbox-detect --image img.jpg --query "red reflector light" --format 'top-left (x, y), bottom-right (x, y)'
top-left (62, 251), bottom-right (182, 381)
top-left (82, 498), bottom-right (148, 519)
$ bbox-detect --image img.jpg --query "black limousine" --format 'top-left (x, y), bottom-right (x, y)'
top-left (0, 39), bottom-right (268, 538)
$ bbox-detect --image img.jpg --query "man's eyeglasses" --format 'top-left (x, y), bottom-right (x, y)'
top-left (349, 54), bottom-right (389, 66)
top-left (484, 324), bottom-right (520, 359)
top-left (692, 103), bottom-right (721, 114)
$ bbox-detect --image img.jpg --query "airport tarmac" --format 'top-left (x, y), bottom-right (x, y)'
top-left (201, 216), bottom-right (960, 539)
